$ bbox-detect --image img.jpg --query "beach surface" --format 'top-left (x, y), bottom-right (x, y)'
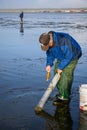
top-left (0, 12), bottom-right (87, 130)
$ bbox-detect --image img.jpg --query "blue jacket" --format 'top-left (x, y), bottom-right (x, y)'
top-left (46, 31), bottom-right (82, 70)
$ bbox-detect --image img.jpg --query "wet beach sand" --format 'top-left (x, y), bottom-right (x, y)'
top-left (0, 12), bottom-right (87, 130)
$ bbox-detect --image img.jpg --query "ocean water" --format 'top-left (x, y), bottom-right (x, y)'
top-left (0, 12), bottom-right (87, 130)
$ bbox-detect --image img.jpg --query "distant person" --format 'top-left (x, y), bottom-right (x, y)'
top-left (39, 31), bottom-right (82, 105)
top-left (19, 11), bottom-right (24, 23)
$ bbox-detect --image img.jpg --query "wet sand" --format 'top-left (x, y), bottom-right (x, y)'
top-left (0, 12), bottom-right (87, 130)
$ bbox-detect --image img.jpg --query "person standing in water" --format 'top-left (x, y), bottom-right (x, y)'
top-left (19, 11), bottom-right (24, 23)
top-left (39, 31), bottom-right (82, 105)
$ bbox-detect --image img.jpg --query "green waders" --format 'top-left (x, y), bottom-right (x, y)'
top-left (54, 60), bottom-right (78, 100)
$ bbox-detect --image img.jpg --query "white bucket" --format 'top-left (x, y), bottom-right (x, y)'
top-left (79, 84), bottom-right (87, 111)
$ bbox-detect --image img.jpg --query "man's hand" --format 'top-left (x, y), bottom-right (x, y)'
top-left (57, 69), bottom-right (62, 74)
top-left (46, 65), bottom-right (51, 72)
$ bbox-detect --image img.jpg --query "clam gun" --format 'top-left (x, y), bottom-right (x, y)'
top-left (35, 73), bottom-right (60, 113)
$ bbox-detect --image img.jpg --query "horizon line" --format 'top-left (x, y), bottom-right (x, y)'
top-left (0, 7), bottom-right (87, 13)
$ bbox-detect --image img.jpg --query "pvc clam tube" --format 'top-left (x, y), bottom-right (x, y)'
top-left (35, 73), bottom-right (60, 113)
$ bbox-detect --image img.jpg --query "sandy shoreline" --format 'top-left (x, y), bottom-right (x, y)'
top-left (0, 8), bottom-right (87, 13)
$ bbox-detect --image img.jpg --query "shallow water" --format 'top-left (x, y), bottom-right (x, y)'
top-left (0, 12), bottom-right (87, 130)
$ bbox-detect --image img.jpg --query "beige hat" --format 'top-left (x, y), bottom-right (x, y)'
top-left (39, 33), bottom-right (50, 51)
